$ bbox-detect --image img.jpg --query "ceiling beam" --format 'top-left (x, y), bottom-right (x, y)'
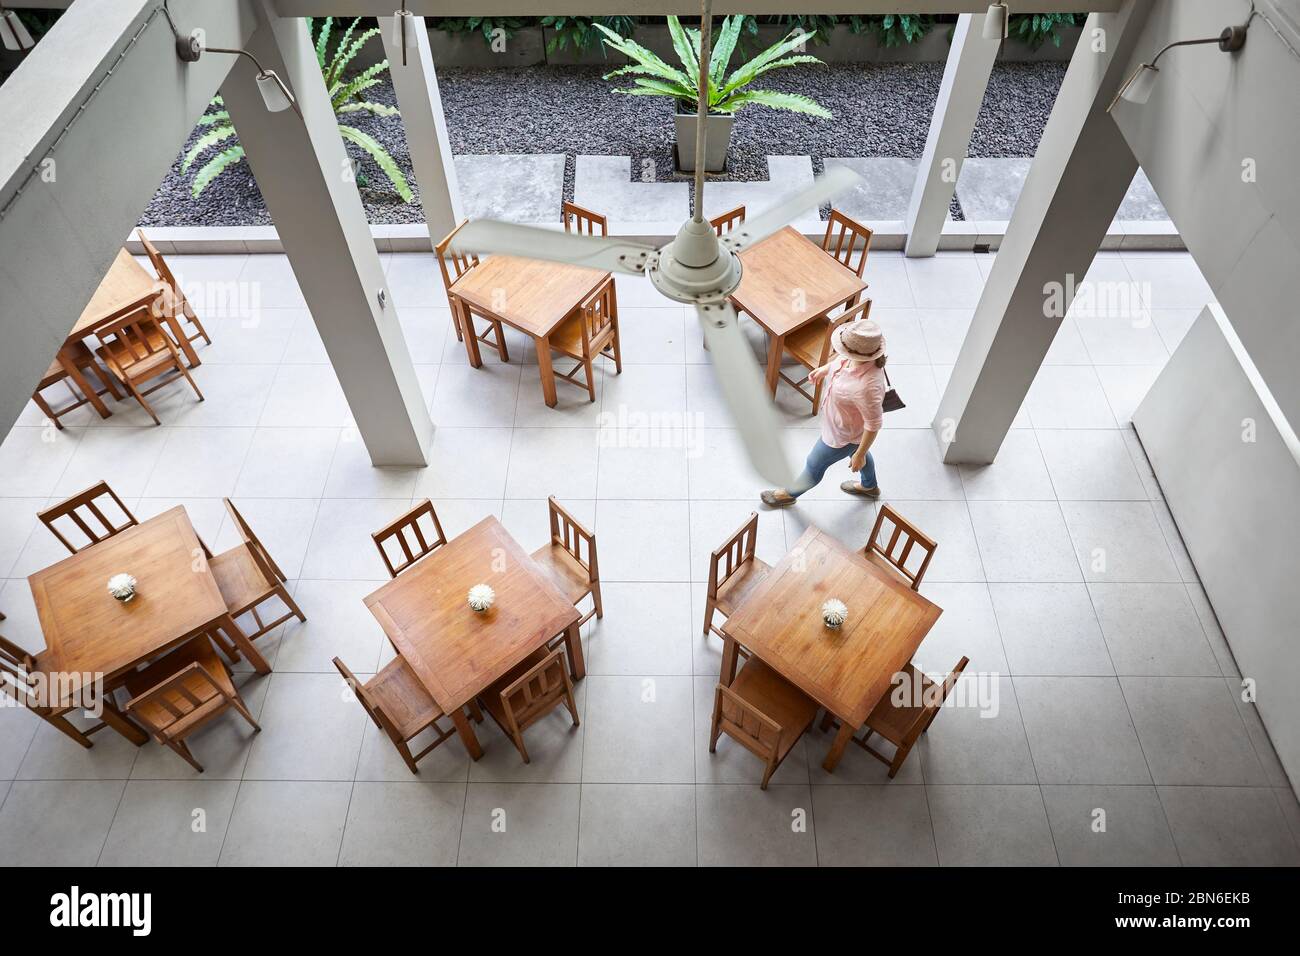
top-left (267, 2), bottom-right (1119, 16)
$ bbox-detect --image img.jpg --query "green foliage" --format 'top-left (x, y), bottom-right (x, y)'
top-left (183, 18), bottom-right (411, 202)
top-left (847, 14), bottom-right (935, 47)
top-left (430, 17), bottom-right (529, 45)
top-left (1008, 12), bottom-right (1082, 49)
top-left (597, 15), bottom-right (831, 118)
top-left (540, 16), bottom-right (636, 54)
top-left (766, 15), bottom-right (838, 46)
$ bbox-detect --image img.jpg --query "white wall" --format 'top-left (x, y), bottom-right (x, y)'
top-left (1116, 0), bottom-right (1300, 792)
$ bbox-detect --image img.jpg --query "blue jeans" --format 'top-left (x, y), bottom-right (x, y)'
top-left (789, 438), bottom-right (877, 497)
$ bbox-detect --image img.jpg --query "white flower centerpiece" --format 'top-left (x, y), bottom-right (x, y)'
top-left (107, 573), bottom-right (138, 603)
top-left (467, 583), bottom-right (496, 613)
top-left (821, 598), bottom-right (847, 629)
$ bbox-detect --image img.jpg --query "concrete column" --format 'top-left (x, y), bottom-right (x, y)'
top-left (903, 13), bottom-right (999, 258)
top-left (378, 14), bottom-right (462, 243)
top-left (933, 2), bottom-right (1150, 464)
top-left (223, 5), bottom-right (432, 465)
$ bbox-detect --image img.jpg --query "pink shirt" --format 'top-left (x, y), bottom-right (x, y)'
top-left (819, 357), bottom-right (885, 448)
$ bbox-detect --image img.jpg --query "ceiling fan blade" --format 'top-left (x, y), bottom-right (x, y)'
top-left (720, 165), bottom-right (863, 253)
top-left (695, 300), bottom-right (796, 488)
top-left (449, 219), bottom-right (657, 277)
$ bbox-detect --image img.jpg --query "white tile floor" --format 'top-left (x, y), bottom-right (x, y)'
top-left (2, 249), bottom-right (1297, 867)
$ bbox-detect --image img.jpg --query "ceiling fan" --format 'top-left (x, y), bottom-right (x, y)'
top-left (448, 0), bottom-right (862, 487)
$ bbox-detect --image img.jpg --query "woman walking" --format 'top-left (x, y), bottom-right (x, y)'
top-left (760, 317), bottom-right (886, 507)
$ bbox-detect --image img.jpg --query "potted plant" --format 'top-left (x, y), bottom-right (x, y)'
top-left (595, 15), bottom-right (831, 173)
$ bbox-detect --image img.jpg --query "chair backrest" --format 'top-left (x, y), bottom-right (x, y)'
top-left (707, 512), bottom-right (759, 600)
top-left (575, 275), bottom-right (617, 354)
top-left (372, 499), bottom-right (447, 578)
top-left (710, 205), bottom-right (746, 235)
top-left (822, 209), bottom-right (873, 278)
top-left (713, 681), bottom-right (781, 762)
top-left (333, 655), bottom-right (402, 740)
top-left (124, 658), bottom-right (227, 741)
top-left (97, 305), bottom-right (177, 368)
top-left (0, 631), bottom-right (37, 707)
top-left (499, 648), bottom-right (571, 732)
top-left (222, 498), bottom-right (286, 584)
top-left (902, 656), bottom-right (969, 744)
top-left (136, 229), bottom-right (185, 312)
top-left (434, 219), bottom-right (480, 289)
top-left (866, 504), bottom-right (937, 590)
top-left (546, 496), bottom-right (597, 584)
top-left (561, 201), bottom-right (608, 237)
top-left (38, 480), bottom-right (139, 555)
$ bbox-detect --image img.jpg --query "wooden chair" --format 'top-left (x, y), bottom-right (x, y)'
top-left (709, 657), bottom-right (818, 789)
top-left (549, 274), bottom-right (622, 403)
top-left (477, 647), bottom-right (579, 764)
top-left (777, 297), bottom-right (872, 414)
top-left (123, 632), bottom-right (260, 772)
top-left (209, 499), bottom-right (306, 647)
top-left (93, 305), bottom-right (204, 425)
top-left (31, 342), bottom-right (120, 430)
top-left (848, 656), bottom-right (968, 778)
top-left (562, 200), bottom-right (607, 236)
top-left (864, 504), bottom-right (938, 591)
top-left (822, 209), bottom-right (873, 288)
top-left (709, 204), bottom-right (746, 235)
top-left (530, 496), bottom-right (602, 642)
top-left (436, 219), bottom-right (508, 360)
top-left (0, 629), bottom-right (130, 749)
top-left (38, 480), bottom-right (139, 555)
top-left (702, 512), bottom-right (771, 640)
top-left (137, 228), bottom-right (212, 349)
top-left (372, 499), bottom-right (447, 578)
top-left (334, 655), bottom-right (466, 774)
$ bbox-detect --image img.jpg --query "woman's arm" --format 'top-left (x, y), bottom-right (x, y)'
top-left (849, 426), bottom-right (878, 471)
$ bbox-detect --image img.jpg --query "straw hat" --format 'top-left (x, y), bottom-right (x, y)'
top-left (830, 318), bottom-right (886, 361)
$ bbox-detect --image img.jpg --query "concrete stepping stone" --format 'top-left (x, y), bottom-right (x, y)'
top-left (699, 156), bottom-right (821, 231)
top-left (453, 153), bottom-right (566, 223)
top-left (574, 155), bottom-right (689, 234)
top-left (956, 157), bottom-right (1169, 222)
top-left (823, 157), bottom-right (921, 224)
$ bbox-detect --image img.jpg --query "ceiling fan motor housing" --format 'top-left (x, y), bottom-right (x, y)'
top-left (648, 218), bottom-right (744, 304)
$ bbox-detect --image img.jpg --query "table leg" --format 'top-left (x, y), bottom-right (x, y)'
top-left (534, 335), bottom-right (558, 408)
top-left (99, 699), bottom-right (148, 745)
top-left (822, 718), bottom-right (857, 772)
top-left (719, 635), bottom-right (740, 687)
top-left (765, 333), bottom-right (785, 398)
top-left (561, 621), bottom-right (585, 681)
top-left (218, 614), bottom-right (271, 675)
top-left (451, 707), bottom-right (484, 760)
top-left (163, 311), bottom-right (200, 368)
top-left (59, 350), bottom-right (111, 419)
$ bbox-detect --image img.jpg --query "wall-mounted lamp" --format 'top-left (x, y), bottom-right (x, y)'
top-left (0, 5), bottom-right (35, 52)
top-left (163, 1), bottom-right (302, 118)
top-left (394, 1), bottom-right (417, 67)
top-left (983, 2), bottom-right (1009, 42)
top-left (1108, 21), bottom-right (1249, 111)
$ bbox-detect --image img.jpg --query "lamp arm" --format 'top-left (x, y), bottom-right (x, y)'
top-left (205, 45), bottom-right (304, 119)
top-left (1147, 35), bottom-right (1224, 68)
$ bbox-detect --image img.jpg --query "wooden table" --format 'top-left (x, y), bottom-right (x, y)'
top-left (64, 250), bottom-right (200, 417)
top-left (364, 516), bottom-right (583, 759)
top-left (730, 227), bottom-right (868, 397)
top-left (28, 507), bottom-right (272, 740)
top-left (719, 525), bottom-right (942, 772)
top-left (447, 254), bottom-right (610, 407)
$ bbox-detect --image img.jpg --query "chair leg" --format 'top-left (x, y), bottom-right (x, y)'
top-left (278, 584), bottom-right (307, 624)
top-left (611, 323), bottom-right (623, 373)
top-left (31, 391), bottom-right (62, 429)
top-left (85, 361), bottom-right (123, 400)
top-left (396, 739), bottom-right (421, 775)
top-left (176, 361), bottom-right (205, 402)
top-left (168, 738), bottom-right (205, 773)
top-left (564, 691), bottom-right (580, 728)
top-left (230, 694), bottom-right (261, 732)
top-left (583, 356), bottom-right (596, 403)
top-left (493, 321), bottom-right (510, 363)
top-left (702, 597), bottom-right (717, 637)
top-left (185, 304), bottom-right (212, 347)
top-left (45, 713), bottom-right (94, 748)
top-left (125, 379), bottom-right (161, 425)
top-left (760, 759), bottom-right (776, 790)
top-left (887, 741), bottom-right (912, 779)
top-left (590, 580), bottom-right (604, 620)
top-left (515, 733), bottom-right (531, 765)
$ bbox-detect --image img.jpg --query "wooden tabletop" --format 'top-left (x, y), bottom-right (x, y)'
top-left (721, 525), bottom-right (942, 727)
top-left (364, 516), bottom-right (580, 712)
top-left (70, 249), bottom-right (163, 339)
top-left (449, 255), bottom-right (610, 338)
top-left (730, 227), bottom-right (867, 337)
top-left (29, 507), bottom-right (229, 684)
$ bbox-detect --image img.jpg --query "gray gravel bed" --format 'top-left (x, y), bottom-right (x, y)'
top-left (139, 60), bottom-right (1065, 228)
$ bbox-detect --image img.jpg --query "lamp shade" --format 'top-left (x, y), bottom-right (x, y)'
top-left (255, 71), bottom-right (294, 113)
top-left (1120, 63), bottom-right (1160, 104)
top-left (1, 9), bottom-right (35, 51)
top-left (982, 2), bottom-right (1009, 41)
top-left (394, 9), bottom-right (419, 48)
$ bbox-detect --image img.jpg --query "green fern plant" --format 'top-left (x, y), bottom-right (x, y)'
top-left (848, 14), bottom-right (935, 47)
top-left (183, 17), bottom-right (412, 202)
top-left (596, 15), bottom-right (831, 118)
top-left (1009, 12), bottom-right (1081, 49)
top-left (540, 16), bottom-right (636, 54)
